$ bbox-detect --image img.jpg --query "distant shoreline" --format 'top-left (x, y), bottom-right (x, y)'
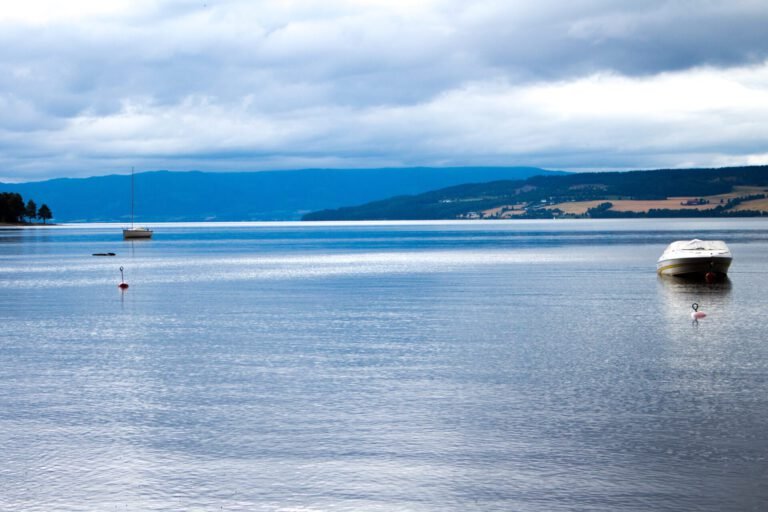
top-left (0, 222), bottom-right (56, 227)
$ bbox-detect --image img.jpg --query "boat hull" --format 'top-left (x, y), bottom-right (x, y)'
top-left (123, 228), bottom-right (153, 240)
top-left (656, 256), bottom-right (731, 277)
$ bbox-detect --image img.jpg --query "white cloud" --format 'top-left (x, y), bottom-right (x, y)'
top-left (0, 0), bottom-right (150, 24)
top-left (1, 0), bottom-right (768, 181)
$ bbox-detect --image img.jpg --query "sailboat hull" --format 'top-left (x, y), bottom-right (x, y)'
top-left (123, 228), bottom-right (153, 239)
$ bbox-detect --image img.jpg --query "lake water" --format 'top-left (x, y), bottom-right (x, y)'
top-left (1, 219), bottom-right (768, 511)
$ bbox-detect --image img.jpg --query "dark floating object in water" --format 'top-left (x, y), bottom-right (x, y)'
top-left (92, 252), bottom-right (116, 256)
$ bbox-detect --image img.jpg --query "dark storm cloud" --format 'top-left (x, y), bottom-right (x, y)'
top-left (459, 1), bottom-right (768, 79)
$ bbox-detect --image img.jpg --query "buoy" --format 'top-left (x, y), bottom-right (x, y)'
top-left (691, 302), bottom-right (706, 320)
top-left (705, 271), bottom-right (716, 283)
top-left (118, 266), bottom-right (129, 289)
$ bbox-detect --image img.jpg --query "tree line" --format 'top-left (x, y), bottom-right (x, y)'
top-left (0, 192), bottom-right (53, 224)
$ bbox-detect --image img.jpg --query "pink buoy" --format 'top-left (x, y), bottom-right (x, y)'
top-left (691, 302), bottom-right (706, 320)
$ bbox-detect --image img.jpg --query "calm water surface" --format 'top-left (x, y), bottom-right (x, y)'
top-left (1, 219), bottom-right (768, 511)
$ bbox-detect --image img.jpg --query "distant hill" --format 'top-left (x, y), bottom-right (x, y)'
top-left (0, 167), bottom-right (562, 222)
top-left (302, 166), bottom-right (768, 220)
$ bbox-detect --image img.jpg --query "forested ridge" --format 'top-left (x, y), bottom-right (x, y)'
top-left (303, 165), bottom-right (768, 220)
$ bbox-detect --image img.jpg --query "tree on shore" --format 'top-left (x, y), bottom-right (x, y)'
top-left (0, 192), bottom-right (25, 223)
top-left (25, 199), bottom-right (37, 222)
top-left (38, 204), bottom-right (53, 224)
top-left (1, 192), bottom-right (52, 224)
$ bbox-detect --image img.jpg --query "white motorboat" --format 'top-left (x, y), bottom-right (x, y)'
top-left (656, 239), bottom-right (732, 278)
top-left (123, 167), bottom-right (153, 240)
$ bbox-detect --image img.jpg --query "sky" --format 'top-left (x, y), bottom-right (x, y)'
top-left (2, 0), bottom-right (768, 182)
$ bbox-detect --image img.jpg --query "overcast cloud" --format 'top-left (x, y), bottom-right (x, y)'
top-left (2, 0), bottom-right (768, 181)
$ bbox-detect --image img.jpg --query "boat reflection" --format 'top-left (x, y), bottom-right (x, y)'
top-left (658, 274), bottom-right (732, 327)
top-left (658, 274), bottom-right (732, 292)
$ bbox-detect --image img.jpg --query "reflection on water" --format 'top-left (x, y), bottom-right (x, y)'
top-left (658, 274), bottom-right (732, 303)
top-left (0, 230), bottom-right (24, 244)
top-left (2, 221), bottom-right (768, 511)
top-left (658, 274), bottom-right (734, 335)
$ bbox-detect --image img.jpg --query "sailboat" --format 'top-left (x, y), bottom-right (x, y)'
top-left (123, 168), bottom-right (153, 240)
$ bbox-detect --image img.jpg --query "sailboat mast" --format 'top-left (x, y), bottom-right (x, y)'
top-left (131, 167), bottom-right (135, 229)
top-left (122, 166), bottom-right (152, 239)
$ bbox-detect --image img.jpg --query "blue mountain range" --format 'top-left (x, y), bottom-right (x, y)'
top-left (1, 167), bottom-right (562, 222)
